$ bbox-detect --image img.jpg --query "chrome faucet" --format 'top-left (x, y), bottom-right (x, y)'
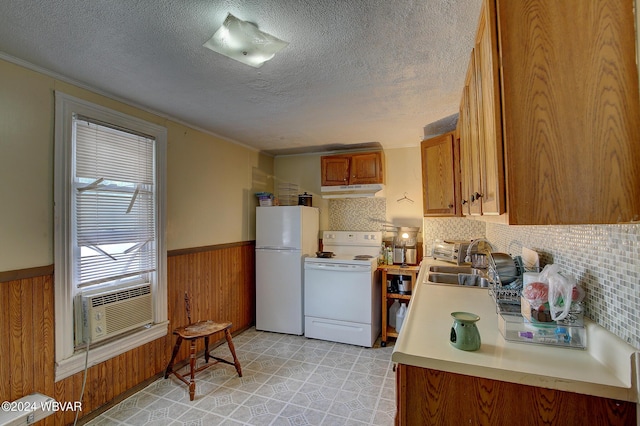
top-left (465, 238), bottom-right (497, 263)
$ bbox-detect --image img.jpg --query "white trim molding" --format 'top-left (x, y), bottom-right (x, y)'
top-left (55, 322), bottom-right (169, 382)
top-left (54, 92), bottom-right (168, 381)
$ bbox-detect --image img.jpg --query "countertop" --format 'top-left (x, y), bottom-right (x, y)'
top-left (391, 259), bottom-right (639, 402)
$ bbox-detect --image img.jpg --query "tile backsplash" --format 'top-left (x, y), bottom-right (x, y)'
top-left (329, 198), bottom-right (387, 231)
top-left (421, 217), bottom-right (486, 251)
top-left (423, 218), bottom-right (640, 349)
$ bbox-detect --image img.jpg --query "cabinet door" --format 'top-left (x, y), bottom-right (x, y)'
top-left (466, 51), bottom-right (483, 216)
top-left (396, 365), bottom-right (636, 425)
top-left (421, 133), bottom-right (460, 216)
top-left (459, 85), bottom-right (472, 215)
top-left (320, 155), bottom-right (350, 186)
top-left (475, 0), bottom-right (505, 216)
top-left (395, 364), bottom-right (405, 425)
top-left (350, 152), bottom-right (384, 184)
top-left (497, 0), bottom-right (640, 224)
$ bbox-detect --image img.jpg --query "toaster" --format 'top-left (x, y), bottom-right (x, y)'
top-left (431, 240), bottom-right (476, 265)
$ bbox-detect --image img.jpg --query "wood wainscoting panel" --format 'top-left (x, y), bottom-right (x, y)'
top-left (0, 280), bottom-right (8, 403)
top-left (166, 242), bottom-right (256, 364)
top-left (0, 241), bottom-right (255, 425)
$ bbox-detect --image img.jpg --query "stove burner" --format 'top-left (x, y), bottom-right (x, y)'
top-left (354, 255), bottom-right (373, 260)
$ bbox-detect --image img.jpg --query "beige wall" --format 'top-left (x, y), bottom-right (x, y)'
top-left (166, 121), bottom-right (272, 250)
top-left (273, 146), bottom-right (425, 232)
top-left (383, 147), bottom-right (423, 229)
top-left (1, 61), bottom-right (56, 271)
top-left (273, 153), bottom-right (329, 230)
top-left (0, 58), bottom-right (273, 271)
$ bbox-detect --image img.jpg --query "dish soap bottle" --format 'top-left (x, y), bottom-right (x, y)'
top-left (395, 302), bottom-right (407, 333)
top-left (389, 300), bottom-right (400, 328)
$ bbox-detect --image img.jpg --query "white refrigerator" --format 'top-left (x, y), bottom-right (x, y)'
top-left (255, 206), bottom-right (319, 335)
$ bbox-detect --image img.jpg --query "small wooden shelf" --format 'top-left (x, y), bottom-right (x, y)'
top-left (385, 325), bottom-right (399, 340)
top-left (387, 293), bottom-right (412, 301)
top-left (378, 264), bottom-right (420, 347)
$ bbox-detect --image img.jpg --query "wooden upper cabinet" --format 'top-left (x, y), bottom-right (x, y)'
top-left (321, 151), bottom-right (385, 186)
top-left (458, 81), bottom-right (472, 215)
top-left (475, 0), bottom-right (505, 216)
top-left (320, 155), bottom-right (350, 185)
top-left (350, 152), bottom-right (384, 184)
top-left (458, 0), bottom-right (640, 224)
top-left (497, 0), bottom-right (640, 224)
top-left (421, 132), bottom-right (460, 216)
top-left (458, 0), bottom-right (506, 218)
top-left (466, 50), bottom-right (484, 216)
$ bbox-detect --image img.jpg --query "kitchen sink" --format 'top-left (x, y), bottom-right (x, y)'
top-left (428, 265), bottom-right (473, 274)
top-left (427, 273), bottom-right (460, 284)
top-left (427, 272), bottom-right (490, 288)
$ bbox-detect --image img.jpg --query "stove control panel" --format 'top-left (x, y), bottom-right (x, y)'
top-left (322, 231), bottom-right (382, 246)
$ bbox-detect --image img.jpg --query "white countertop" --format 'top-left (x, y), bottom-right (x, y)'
top-left (392, 260), bottom-right (639, 402)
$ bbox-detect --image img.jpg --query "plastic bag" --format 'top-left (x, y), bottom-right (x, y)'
top-left (538, 264), bottom-right (577, 321)
top-left (522, 265), bottom-right (585, 320)
top-left (522, 281), bottom-right (548, 310)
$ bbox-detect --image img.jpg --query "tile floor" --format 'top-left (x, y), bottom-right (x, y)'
top-left (86, 328), bottom-right (397, 425)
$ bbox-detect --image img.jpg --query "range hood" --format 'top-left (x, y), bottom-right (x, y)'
top-left (321, 183), bottom-right (385, 199)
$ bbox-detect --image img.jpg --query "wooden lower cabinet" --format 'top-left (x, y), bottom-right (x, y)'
top-left (395, 364), bottom-right (636, 426)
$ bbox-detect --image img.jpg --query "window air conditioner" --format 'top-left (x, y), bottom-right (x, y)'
top-left (76, 283), bottom-right (153, 345)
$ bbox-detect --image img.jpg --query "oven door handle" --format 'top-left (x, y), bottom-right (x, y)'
top-left (305, 263), bottom-right (371, 272)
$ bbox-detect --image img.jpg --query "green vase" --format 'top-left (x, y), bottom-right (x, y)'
top-left (450, 312), bottom-right (481, 351)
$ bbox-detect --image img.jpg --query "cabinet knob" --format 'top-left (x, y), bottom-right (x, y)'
top-left (462, 199), bottom-right (468, 205)
top-left (448, 204), bottom-right (454, 208)
top-left (474, 192), bottom-right (483, 199)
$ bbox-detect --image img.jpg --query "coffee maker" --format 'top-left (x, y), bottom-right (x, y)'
top-left (393, 227), bottom-right (419, 266)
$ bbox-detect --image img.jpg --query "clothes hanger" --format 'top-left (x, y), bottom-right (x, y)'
top-left (397, 192), bottom-right (414, 203)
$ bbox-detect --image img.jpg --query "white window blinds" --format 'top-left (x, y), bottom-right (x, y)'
top-left (73, 115), bottom-right (157, 288)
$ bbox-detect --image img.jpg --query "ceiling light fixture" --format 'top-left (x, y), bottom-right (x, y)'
top-left (203, 13), bottom-right (288, 68)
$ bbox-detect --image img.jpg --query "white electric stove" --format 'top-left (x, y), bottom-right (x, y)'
top-left (304, 231), bottom-right (382, 347)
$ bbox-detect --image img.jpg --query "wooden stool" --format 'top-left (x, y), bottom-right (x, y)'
top-left (164, 293), bottom-right (242, 400)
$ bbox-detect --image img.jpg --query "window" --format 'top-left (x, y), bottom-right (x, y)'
top-left (54, 92), bottom-right (168, 381)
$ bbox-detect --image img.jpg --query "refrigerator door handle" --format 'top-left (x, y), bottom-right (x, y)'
top-left (256, 246), bottom-right (299, 251)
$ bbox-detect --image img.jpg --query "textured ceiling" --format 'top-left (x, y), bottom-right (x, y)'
top-left (0, 0), bottom-right (481, 155)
